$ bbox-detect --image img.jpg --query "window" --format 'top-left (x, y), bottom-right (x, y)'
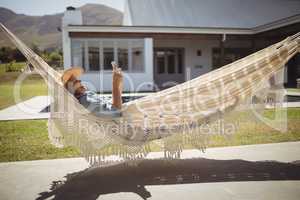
top-left (88, 43), bottom-right (100, 71)
top-left (156, 51), bottom-right (165, 74)
top-left (154, 48), bottom-right (184, 74)
top-left (212, 48), bottom-right (251, 69)
top-left (178, 50), bottom-right (183, 73)
top-left (117, 40), bottom-right (128, 71)
top-left (167, 50), bottom-right (176, 74)
top-left (103, 41), bottom-right (114, 70)
top-left (131, 40), bottom-right (144, 72)
top-left (82, 46), bottom-right (85, 71)
top-left (71, 39), bottom-right (145, 72)
top-left (71, 40), bottom-right (85, 70)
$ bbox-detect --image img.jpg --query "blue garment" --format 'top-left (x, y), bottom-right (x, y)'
top-left (78, 91), bottom-right (121, 118)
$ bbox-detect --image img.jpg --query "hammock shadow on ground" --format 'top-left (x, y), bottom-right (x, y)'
top-left (36, 158), bottom-right (300, 200)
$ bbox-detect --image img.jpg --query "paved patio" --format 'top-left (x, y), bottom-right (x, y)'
top-left (0, 96), bottom-right (50, 121)
top-left (287, 91), bottom-right (300, 96)
top-left (0, 142), bottom-right (300, 200)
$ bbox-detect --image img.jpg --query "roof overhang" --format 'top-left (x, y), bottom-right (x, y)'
top-left (65, 14), bottom-right (300, 36)
top-left (253, 14), bottom-right (300, 33)
top-left (66, 25), bottom-right (252, 35)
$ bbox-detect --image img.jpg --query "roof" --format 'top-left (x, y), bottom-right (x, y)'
top-left (125, 0), bottom-right (300, 28)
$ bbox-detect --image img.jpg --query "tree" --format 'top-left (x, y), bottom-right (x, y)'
top-left (0, 46), bottom-right (25, 63)
top-left (12, 48), bottom-right (25, 62)
top-left (31, 43), bottom-right (42, 56)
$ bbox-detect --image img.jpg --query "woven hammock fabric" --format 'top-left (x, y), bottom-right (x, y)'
top-left (1, 23), bottom-right (299, 166)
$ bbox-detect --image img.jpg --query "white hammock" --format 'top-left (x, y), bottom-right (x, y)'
top-left (1, 23), bottom-right (299, 166)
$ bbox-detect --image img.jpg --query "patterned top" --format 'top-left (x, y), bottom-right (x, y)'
top-left (77, 91), bottom-right (121, 118)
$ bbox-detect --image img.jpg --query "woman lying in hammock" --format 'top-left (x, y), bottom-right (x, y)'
top-left (61, 62), bottom-right (123, 118)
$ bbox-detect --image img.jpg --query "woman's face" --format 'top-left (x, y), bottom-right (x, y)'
top-left (65, 75), bottom-right (85, 94)
top-left (75, 85), bottom-right (86, 96)
top-left (64, 74), bottom-right (87, 99)
top-left (72, 79), bottom-right (86, 97)
top-left (74, 80), bottom-right (85, 91)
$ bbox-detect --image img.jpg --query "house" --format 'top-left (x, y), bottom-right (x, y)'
top-left (62, 0), bottom-right (300, 92)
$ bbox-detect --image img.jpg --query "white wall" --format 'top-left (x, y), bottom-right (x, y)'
top-left (62, 30), bottom-right (71, 69)
top-left (62, 9), bottom-right (82, 69)
top-left (122, 0), bottom-right (132, 26)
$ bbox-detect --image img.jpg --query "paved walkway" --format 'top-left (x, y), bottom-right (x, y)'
top-left (0, 96), bottom-right (50, 121)
top-left (266, 102), bottom-right (300, 108)
top-left (283, 102), bottom-right (300, 108)
top-left (287, 91), bottom-right (300, 96)
top-left (0, 142), bottom-right (300, 200)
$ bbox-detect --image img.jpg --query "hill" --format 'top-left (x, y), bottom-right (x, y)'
top-left (0, 4), bottom-right (123, 50)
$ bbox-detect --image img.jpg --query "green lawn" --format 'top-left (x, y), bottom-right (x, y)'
top-left (208, 108), bottom-right (300, 147)
top-left (0, 120), bottom-right (79, 162)
top-left (0, 70), bottom-right (79, 162)
top-left (0, 69), bottom-right (300, 162)
top-left (0, 72), bottom-right (47, 110)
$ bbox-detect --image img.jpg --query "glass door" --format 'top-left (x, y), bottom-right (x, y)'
top-left (154, 48), bottom-right (184, 89)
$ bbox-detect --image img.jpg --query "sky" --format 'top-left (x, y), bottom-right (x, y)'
top-left (0, 0), bottom-right (125, 15)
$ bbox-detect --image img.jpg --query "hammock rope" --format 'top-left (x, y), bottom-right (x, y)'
top-left (1, 23), bottom-right (299, 166)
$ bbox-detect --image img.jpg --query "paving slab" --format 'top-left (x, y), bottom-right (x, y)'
top-left (0, 96), bottom-right (50, 121)
top-left (284, 102), bottom-right (300, 108)
top-left (287, 91), bottom-right (300, 96)
top-left (0, 142), bottom-right (300, 200)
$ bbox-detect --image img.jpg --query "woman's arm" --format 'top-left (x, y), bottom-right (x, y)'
top-left (111, 62), bottom-right (123, 109)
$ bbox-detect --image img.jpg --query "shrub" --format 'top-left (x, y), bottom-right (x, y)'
top-left (49, 51), bottom-right (62, 62)
top-left (5, 60), bottom-right (25, 72)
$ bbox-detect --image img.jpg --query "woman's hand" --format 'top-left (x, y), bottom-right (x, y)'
top-left (112, 62), bottom-right (122, 78)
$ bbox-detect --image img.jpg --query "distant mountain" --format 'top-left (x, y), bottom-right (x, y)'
top-left (0, 4), bottom-right (123, 50)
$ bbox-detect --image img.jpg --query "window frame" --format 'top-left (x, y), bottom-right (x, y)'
top-left (154, 48), bottom-right (184, 75)
top-left (71, 38), bottom-right (145, 73)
